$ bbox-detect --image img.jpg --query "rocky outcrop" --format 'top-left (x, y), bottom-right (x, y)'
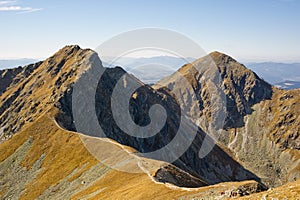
top-left (0, 67), bottom-right (23, 95)
top-left (154, 164), bottom-right (208, 187)
top-left (0, 62), bottom-right (42, 96)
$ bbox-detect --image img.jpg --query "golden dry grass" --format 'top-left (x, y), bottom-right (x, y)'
top-left (1, 110), bottom-right (267, 200)
top-left (19, 115), bottom-right (98, 199)
top-left (0, 109), bottom-right (98, 199)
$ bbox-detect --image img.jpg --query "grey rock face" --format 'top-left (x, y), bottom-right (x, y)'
top-left (155, 51), bottom-right (299, 187)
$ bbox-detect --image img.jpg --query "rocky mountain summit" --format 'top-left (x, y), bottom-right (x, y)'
top-left (0, 45), bottom-right (299, 199)
top-left (156, 51), bottom-right (300, 187)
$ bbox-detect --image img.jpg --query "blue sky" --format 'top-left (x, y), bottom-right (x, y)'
top-left (0, 0), bottom-right (299, 62)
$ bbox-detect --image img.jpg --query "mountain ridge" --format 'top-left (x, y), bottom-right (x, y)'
top-left (0, 45), bottom-right (299, 199)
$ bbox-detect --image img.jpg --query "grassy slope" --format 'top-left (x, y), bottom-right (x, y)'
top-left (0, 111), bottom-right (208, 199)
top-left (0, 110), bottom-right (273, 200)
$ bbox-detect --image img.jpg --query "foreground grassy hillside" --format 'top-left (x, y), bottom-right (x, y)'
top-left (0, 110), bottom-right (269, 199)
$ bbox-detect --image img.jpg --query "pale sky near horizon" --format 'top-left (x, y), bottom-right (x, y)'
top-left (0, 0), bottom-right (299, 62)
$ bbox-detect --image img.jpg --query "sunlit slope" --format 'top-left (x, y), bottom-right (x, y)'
top-left (0, 111), bottom-right (263, 200)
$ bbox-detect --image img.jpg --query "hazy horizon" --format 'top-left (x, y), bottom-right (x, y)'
top-left (1, 52), bottom-right (300, 67)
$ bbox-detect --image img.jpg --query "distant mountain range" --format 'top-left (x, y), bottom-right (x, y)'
top-left (274, 80), bottom-right (300, 90)
top-left (246, 62), bottom-right (300, 84)
top-left (102, 57), bottom-right (300, 89)
top-left (0, 58), bottom-right (37, 70)
top-left (1, 57), bottom-right (300, 90)
top-left (102, 56), bottom-right (195, 83)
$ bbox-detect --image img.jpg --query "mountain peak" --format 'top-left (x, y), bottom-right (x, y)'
top-left (53, 45), bottom-right (93, 58)
top-left (60, 44), bottom-right (81, 52)
top-left (0, 45), bottom-right (101, 138)
top-left (208, 51), bottom-right (237, 64)
top-left (158, 50), bottom-right (273, 129)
